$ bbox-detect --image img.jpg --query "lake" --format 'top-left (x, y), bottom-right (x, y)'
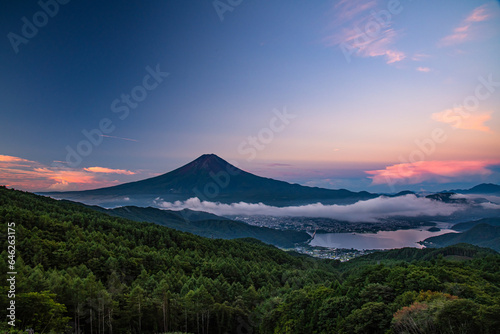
top-left (309, 225), bottom-right (458, 250)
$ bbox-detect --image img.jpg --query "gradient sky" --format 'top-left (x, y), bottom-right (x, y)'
top-left (1, 0), bottom-right (500, 193)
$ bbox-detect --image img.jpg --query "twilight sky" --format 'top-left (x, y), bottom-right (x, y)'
top-left (1, 0), bottom-right (500, 193)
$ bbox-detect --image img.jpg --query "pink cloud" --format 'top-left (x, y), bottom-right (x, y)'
top-left (334, 27), bottom-right (406, 64)
top-left (0, 154), bottom-right (136, 191)
top-left (466, 4), bottom-right (491, 23)
top-left (440, 29), bottom-right (469, 46)
top-left (439, 3), bottom-right (496, 46)
top-left (366, 160), bottom-right (497, 185)
top-left (431, 108), bottom-right (492, 132)
top-left (416, 67), bottom-right (431, 72)
top-left (331, 0), bottom-right (378, 26)
top-left (0, 155), bottom-right (32, 163)
top-left (411, 53), bottom-right (431, 61)
top-left (324, 0), bottom-right (405, 64)
top-left (34, 168), bottom-right (115, 190)
top-left (385, 49), bottom-right (406, 63)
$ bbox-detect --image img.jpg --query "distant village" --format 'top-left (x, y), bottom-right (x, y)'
top-left (232, 215), bottom-right (435, 234)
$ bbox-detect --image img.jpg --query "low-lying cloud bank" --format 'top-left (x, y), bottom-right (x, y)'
top-left (451, 193), bottom-right (500, 210)
top-left (154, 194), bottom-right (466, 222)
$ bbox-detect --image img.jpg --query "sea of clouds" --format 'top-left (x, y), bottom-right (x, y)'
top-left (154, 194), bottom-right (467, 222)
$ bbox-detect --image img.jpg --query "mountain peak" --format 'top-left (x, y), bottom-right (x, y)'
top-left (195, 153), bottom-right (222, 162)
top-left (181, 154), bottom-right (236, 173)
top-left (199, 153), bottom-right (217, 158)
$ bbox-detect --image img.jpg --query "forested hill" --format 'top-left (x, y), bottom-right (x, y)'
top-left (84, 204), bottom-right (311, 248)
top-left (1, 186), bottom-right (500, 334)
top-left (422, 223), bottom-right (500, 252)
top-left (452, 217), bottom-right (500, 231)
top-left (0, 186), bottom-right (336, 333)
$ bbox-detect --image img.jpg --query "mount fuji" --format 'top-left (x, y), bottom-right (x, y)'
top-left (42, 154), bottom-right (377, 207)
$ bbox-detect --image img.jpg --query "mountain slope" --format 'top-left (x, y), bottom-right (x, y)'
top-left (421, 223), bottom-right (500, 252)
top-left (42, 154), bottom-right (376, 206)
top-left (452, 217), bottom-right (500, 231)
top-left (87, 204), bottom-right (310, 248)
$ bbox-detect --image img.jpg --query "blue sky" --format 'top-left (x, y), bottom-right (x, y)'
top-left (1, 0), bottom-right (499, 193)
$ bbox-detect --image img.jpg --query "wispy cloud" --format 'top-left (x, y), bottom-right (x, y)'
top-left (155, 195), bottom-right (464, 222)
top-left (324, 0), bottom-right (406, 64)
top-left (266, 163), bottom-right (293, 167)
top-left (366, 160), bottom-right (497, 185)
top-left (0, 155), bottom-right (32, 163)
top-left (416, 67), bottom-right (431, 72)
top-left (411, 53), bottom-right (431, 61)
top-left (452, 193), bottom-right (500, 204)
top-left (431, 107), bottom-right (492, 132)
top-left (439, 3), bottom-right (496, 46)
top-left (84, 167), bottom-right (135, 175)
top-left (332, 0), bottom-right (378, 25)
top-left (0, 154), bottom-right (136, 191)
top-left (100, 134), bottom-right (138, 142)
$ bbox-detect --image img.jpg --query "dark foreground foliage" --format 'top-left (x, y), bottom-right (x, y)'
top-left (1, 186), bottom-right (499, 333)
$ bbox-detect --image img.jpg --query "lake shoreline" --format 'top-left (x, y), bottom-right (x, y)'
top-left (309, 223), bottom-right (458, 251)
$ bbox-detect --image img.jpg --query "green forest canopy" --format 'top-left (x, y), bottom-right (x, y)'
top-left (1, 186), bottom-right (499, 333)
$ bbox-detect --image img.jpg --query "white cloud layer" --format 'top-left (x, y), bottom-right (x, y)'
top-left (450, 193), bottom-right (500, 210)
top-left (451, 193), bottom-right (500, 204)
top-left (154, 195), bottom-right (465, 222)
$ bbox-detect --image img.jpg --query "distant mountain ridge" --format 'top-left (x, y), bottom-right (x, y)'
top-left (42, 154), bottom-right (377, 206)
top-left (445, 183), bottom-right (500, 194)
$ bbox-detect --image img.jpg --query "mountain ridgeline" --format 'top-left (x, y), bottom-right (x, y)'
top-left (447, 183), bottom-right (500, 194)
top-left (42, 154), bottom-right (376, 207)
